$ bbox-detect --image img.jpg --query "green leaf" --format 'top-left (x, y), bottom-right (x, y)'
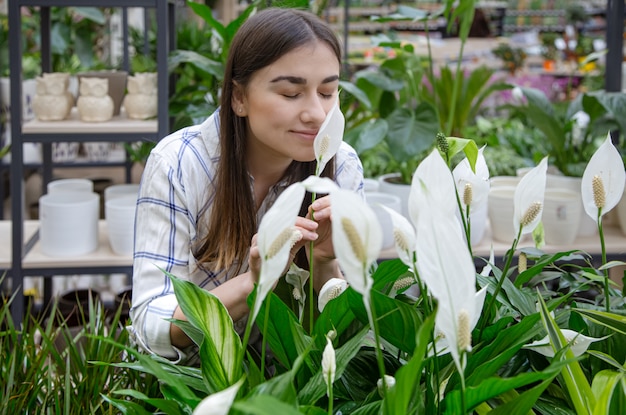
top-left (486, 377), bottom-right (557, 415)
top-left (385, 104), bottom-right (439, 163)
top-left (112, 389), bottom-right (187, 414)
top-left (339, 80), bottom-right (373, 111)
top-left (352, 119), bottom-right (389, 154)
top-left (247, 346), bottom-right (311, 405)
top-left (384, 312), bottom-right (436, 414)
top-left (298, 327), bottom-right (368, 405)
top-left (186, 1), bottom-right (226, 41)
top-left (444, 362), bottom-right (566, 414)
top-left (575, 309), bottom-right (626, 335)
top-left (167, 271), bottom-right (243, 393)
top-left (591, 369), bottom-right (624, 415)
top-left (348, 288), bottom-right (423, 354)
top-left (538, 294), bottom-right (595, 414)
top-left (168, 49), bottom-right (224, 80)
top-left (232, 394), bottom-right (303, 414)
top-left (255, 292), bottom-right (310, 370)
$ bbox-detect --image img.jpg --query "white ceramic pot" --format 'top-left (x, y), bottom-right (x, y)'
top-left (546, 174), bottom-right (596, 237)
top-left (490, 175), bottom-right (521, 188)
top-left (105, 194), bottom-right (137, 256)
top-left (378, 173), bottom-right (411, 219)
top-left (543, 189), bottom-right (581, 246)
top-left (47, 178), bottom-right (94, 194)
top-left (365, 191), bottom-right (402, 250)
top-left (39, 191), bottom-right (99, 257)
top-left (104, 183), bottom-right (140, 204)
top-left (488, 186), bottom-right (517, 243)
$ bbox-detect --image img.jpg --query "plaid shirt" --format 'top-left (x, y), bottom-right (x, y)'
top-left (129, 111), bottom-right (364, 361)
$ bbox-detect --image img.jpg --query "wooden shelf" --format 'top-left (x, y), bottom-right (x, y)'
top-left (0, 220), bottom-right (132, 270)
top-left (22, 108), bottom-right (158, 135)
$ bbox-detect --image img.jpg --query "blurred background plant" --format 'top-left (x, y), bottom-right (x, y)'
top-left (491, 42), bottom-right (527, 75)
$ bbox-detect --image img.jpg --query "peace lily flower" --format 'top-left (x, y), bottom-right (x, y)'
top-left (322, 334), bottom-right (336, 390)
top-left (514, 156), bottom-right (548, 235)
top-left (523, 329), bottom-right (608, 358)
top-left (301, 175), bottom-right (339, 195)
top-left (379, 205), bottom-right (416, 270)
top-left (318, 277), bottom-right (348, 312)
top-left (581, 133), bottom-right (626, 222)
top-left (414, 206), bottom-right (485, 374)
top-left (253, 182), bottom-right (306, 323)
top-left (285, 263), bottom-right (310, 320)
top-left (313, 100), bottom-right (344, 175)
top-left (192, 377), bottom-right (244, 415)
top-left (330, 188), bottom-right (382, 298)
top-left (409, 148), bottom-right (460, 230)
top-left (377, 374), bottom-right (396, 397)
top-left (430, 286), bottom-right (487, 357)
top-left (570, 110), bottom-right (590, 147)
top-left (453, 145), bottom-right (490, 210)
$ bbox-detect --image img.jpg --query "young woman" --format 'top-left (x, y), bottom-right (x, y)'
top-left (130, 7), bottom-right (364, 363)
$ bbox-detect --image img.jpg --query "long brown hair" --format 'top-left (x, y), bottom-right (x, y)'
top-left (196, 8), bottom-right (342, 274)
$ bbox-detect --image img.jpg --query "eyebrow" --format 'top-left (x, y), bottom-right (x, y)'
top-left (270, 75), bottom-right (339, 85)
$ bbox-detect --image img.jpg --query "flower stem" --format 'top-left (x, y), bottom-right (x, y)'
top-left (309, 191), bottom-right (318, 332)
top-left (261, 296), bottom-right (271, 378)
top-left (327, 383), bottom-right (334, 415)
top-left (479, 226), bottom-right (521, 340)
top-left (366, 296), bottom-right (387, 404)
top-left (459, 354), bottom-right (467, 414)
top-left (597, 208), bottom-right (609, 311)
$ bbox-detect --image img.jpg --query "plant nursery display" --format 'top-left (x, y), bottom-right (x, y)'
top-left (2, 1), bottom-right (626, 414)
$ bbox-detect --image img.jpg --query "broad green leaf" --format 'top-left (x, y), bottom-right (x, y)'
top-left (168, 50), bottom-right (224, 80)
top-left (487, 377), bottom-right (556, 415)
top-left (385, 105), bottom-right (439, 163)
top-left (575, 309), bottom-right (626, 336)
top-left (444, 358), bottom-right (569, 414)
top-left (464, 314), bottom-right (542, 388)
top-left (298, 326), bottom-right (368, 405)
top-left (247, 346), bottom-right (310, 405)
top-left (591, 370), bottom-right (624, 415)
top-left (352, 119), bottom-right (389, 154)
top-left (339, 80), bottom-right (373, 111)
top-left (255, 292), bottom-right (310, 370)
top-left (348, 288), bottom-right (422, 353)
top-left (514, 250), bottom-right (581, 287)
top-left (186, 1), bottom-right (227, 41)
top-left (384, 313), bottom-right (436, 414)
top-left (538, 294), bottom-right (595, 413)
top-left (231, 394), bottom-right (302, 414)
top-left (112, 389), bottom-right (187, 414)
top-left (168, 272), bottom-right (243, 393)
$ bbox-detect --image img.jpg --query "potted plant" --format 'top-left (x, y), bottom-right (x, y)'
top-left (540, 32), bottom-right (560, 72)
top-left (491, 42), bottom-right (527, 75)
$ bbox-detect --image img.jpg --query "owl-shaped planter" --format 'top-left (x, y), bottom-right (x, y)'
top-left (32, 72), bottom-right (73, 121)
top-left (122, 72), bottom-right (157, 120)
top-left (76, 77), bottom-right (114, 122)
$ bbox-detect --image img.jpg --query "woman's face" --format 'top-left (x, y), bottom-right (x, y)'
top-left (235, 40), bottom-right (341, 165)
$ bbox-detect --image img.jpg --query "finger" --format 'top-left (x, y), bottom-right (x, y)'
top-left (295, 216), bottom-right (318, 231)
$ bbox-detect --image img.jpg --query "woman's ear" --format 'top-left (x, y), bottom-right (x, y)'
top-left (231, 81), bottom-right (247, 117)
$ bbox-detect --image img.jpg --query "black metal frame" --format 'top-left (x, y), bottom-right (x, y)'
top-left (6, 0), bottom-right (175, 327)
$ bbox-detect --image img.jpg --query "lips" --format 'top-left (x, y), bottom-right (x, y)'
top-left (291, 130), bottom-right (318, 140)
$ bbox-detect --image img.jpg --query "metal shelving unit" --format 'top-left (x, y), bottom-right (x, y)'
top-left (6, 0), bottom-right (175, 326)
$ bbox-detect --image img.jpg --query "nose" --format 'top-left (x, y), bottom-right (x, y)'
top-left (300, 94), bottom-right (327, 125)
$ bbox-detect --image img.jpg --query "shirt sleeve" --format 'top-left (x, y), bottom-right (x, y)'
top-left (129, 148), bottom-right (195, 361)
top-left (335, 141), bottom-right (365, 198)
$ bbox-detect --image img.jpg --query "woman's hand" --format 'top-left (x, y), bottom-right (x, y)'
top-left (306, 195), bottom-right (335, 263)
